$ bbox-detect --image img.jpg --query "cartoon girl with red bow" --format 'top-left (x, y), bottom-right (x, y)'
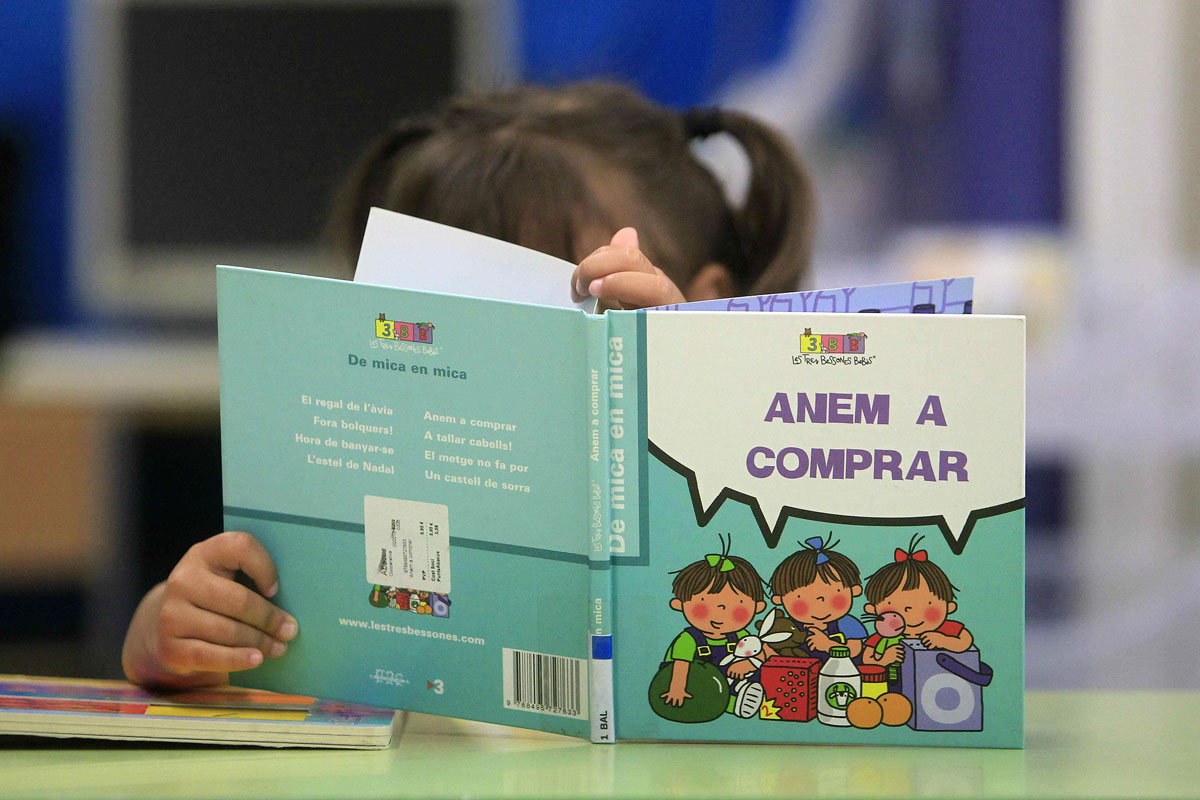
top-left (860, 535), bottom-right (974, 672)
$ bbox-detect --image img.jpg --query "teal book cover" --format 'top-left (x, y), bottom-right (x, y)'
top-left (217, 265), bottom-right (1023, 747)
top-left (218, 266), bottom-right (596, 739)
top-left (606, 309), bottom-right (1024, 748)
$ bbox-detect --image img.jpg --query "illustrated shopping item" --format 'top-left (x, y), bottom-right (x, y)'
top-left (898, 640), bottom-right (992, 732)
top-left (877, 692), bottom-right (913, 727)
top-left (817, 646), bottom-right (861, 726)
top-left (758, 657), bottom-right (820, 721)
top-left (859, 665), bottom-right (888, 700)
top-left (846, 696), bottom-right (883, 729)
top-left (646, 660), bottom-right (729, 724)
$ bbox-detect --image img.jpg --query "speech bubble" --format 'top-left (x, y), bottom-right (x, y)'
top-left (644, 312), bottom-right (1024, 554)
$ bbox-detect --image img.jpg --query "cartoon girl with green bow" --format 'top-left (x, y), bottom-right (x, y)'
top-left (654, 535), bottom-right (770, 720)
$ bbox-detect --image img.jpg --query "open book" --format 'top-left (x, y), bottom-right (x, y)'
top-left (217, 209), bottom-right (1024, 747)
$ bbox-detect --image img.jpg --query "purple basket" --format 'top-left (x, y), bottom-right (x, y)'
top-left (898, 639), bottom-right (992, 732)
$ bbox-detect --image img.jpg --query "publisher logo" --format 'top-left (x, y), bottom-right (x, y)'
top-left (376, 548), bottom-right (392, 578)
top-left (375, 313), bottom-right (434, 344)
top-left (370, 668), bottom-right (409, 687)
top-left (794, 327), bottom-right (875, 366)
top-left (801, 327), bottom-right (866, 355)
top-left (370, 313), bottom-right (440, 355)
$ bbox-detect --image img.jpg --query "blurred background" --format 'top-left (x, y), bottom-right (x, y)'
top-left (0, 0), bottom-right (1196, 689)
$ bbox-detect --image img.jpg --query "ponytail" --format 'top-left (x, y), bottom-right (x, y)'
top-left (683, 108), bottom-right (815, 294)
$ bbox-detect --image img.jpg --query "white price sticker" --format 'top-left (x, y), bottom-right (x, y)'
top-left (364, 496), bottom-right (450, 593)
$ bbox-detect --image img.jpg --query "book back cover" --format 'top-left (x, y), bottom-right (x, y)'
top-left (218, 267), bottom-right (596, 738)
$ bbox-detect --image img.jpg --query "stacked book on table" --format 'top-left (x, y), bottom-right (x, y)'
top-left (0, 674), bottom-right (399, 748)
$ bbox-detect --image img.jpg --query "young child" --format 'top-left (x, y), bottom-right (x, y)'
top-left (764, 535), bottom-right (867, 661)
top-left (861, 536), bottom-right (974, 673)
top-left (660, 546), bottom-right (768, 719)
top-left (122, 81), bottom-right (816, 689)
top-left (328, 82), bottom-right (815, 307)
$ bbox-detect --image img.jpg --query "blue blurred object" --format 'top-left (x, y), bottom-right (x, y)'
top-left (896, 0), bottom-right (1063, 224)
top-left (0, 0), bottom-right (71, 325)
top-left (519, 0), bottom-right (801, 108)
top-left (521, 0), bottom-right (1061, 224)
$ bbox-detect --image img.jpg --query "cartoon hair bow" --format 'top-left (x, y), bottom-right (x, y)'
top-left (804, 536), bottom-right (831, 565)
top-left (705, 554), bottom-right (736, 572)
top-left (895, 548), bottom-right (927, 562)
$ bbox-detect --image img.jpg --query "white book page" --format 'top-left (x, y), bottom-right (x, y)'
top-left (354, 208), bottom-right (595, 311)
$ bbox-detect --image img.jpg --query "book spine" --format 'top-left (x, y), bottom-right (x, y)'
top-left (602, 315), bottom-right (634, 743)
top-left (586, 313), bottom-right (615, 743)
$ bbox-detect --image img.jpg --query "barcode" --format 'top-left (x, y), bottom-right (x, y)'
top-left (502, 648), bottom-right (587, 719)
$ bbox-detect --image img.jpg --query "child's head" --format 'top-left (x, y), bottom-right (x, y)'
top-left (863, 536), bottom-right (958, 634)
top-left (769, 535), bottom-right (862, 625)
top-left (669, 548), bottom-right (766, 638)
top-left (330, 82), bottom-right (814, 298)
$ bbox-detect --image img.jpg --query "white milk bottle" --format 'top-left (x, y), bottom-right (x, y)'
top-left (817, 645), bottom-right (861, 726)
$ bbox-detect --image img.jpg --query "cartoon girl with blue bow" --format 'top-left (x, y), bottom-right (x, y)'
top-left (765, 534), bottom-right (867, 662)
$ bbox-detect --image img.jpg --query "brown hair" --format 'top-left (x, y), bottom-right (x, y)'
top-left (671, 555), bottom-right (765, 604)
top-left (328, 82), bottom-right (814, 295)
top-left (864, 536), bottom-right (957, 605)
top-left (770, 536), bottom-right (861, 596)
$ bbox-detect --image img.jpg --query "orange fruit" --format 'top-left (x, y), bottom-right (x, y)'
top-left (846, 697), bottom-right (883, 729)
top-left (878, 692), bottom-right (913, 726)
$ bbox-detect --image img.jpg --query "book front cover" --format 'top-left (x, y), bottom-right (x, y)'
top-left (610, 310), bottom-right (1025, 747)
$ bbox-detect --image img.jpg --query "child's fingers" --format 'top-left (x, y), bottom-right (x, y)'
top-left (587, 270), bottom-right (685, 309)
top-left (171, 568), bottom-right (297, 642)
top-left (573, 243), bottom-right (657, 296)
top-left (161, 601), bottom-right (290, 659)
top-left (609, 226), bottom-right (639, 250)
top-left (192, 531), bottom-right (280, 598)
top-left (158, 637), bottom-right (266, 675)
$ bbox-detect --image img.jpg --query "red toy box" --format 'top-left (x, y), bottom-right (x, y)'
top-left (759, 657), bottom-right (820, 721)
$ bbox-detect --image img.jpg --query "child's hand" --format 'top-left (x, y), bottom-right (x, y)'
top-left (805, 628), bottom-right (836, 653)
top-left (726, 660), bottom-right (756, 680)
top-left (660, 685), bottom-right (693, 707)
top-left (919, 631), bottom-right (949, 650)
top-left (878, 643), bottom-right (905, 666)
top-left (572, 228), bottom-right (687, 310)
top-left (122, 531), bottom-right (298, 688)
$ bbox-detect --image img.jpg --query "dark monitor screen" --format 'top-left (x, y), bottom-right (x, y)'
top-left (71, 0), bottom-right (512, 318)
top-left (124, 4), bottom-right (456, 248)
